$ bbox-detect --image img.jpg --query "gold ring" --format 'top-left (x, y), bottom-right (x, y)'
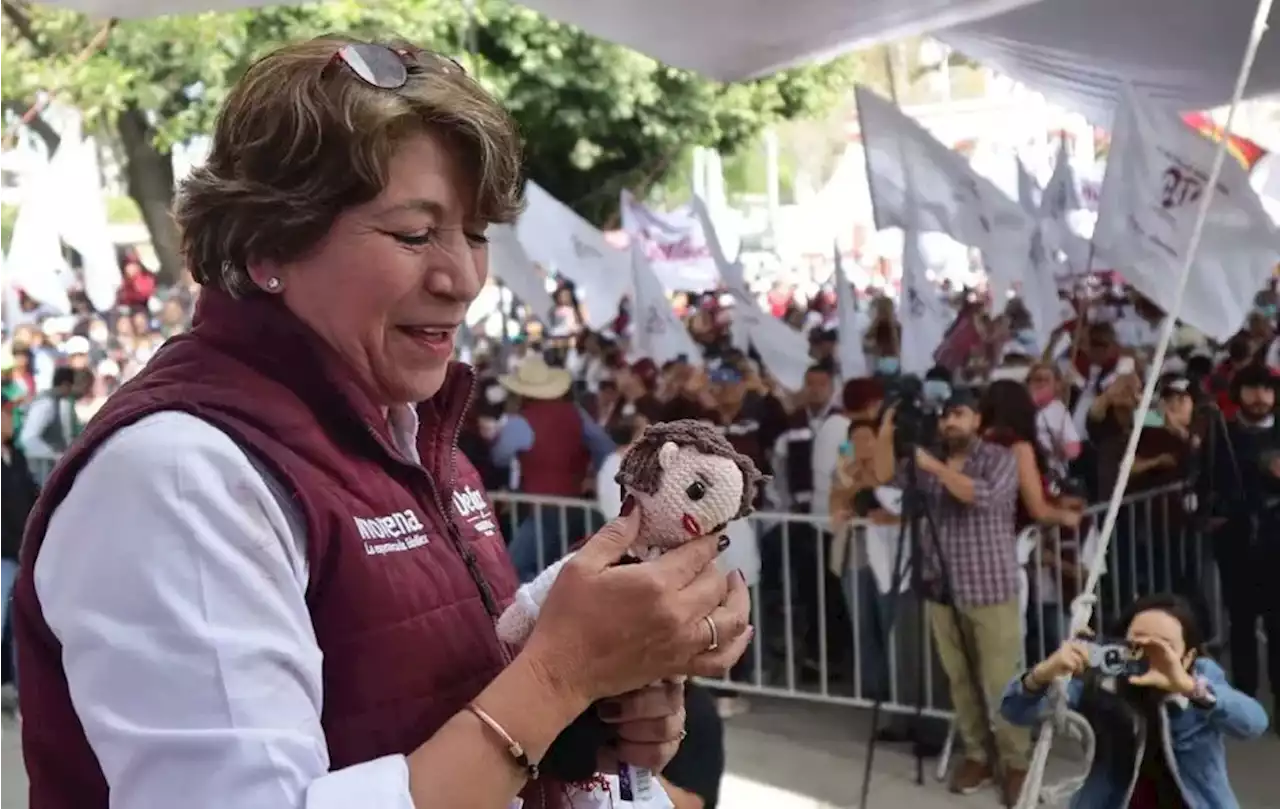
top-left (703, 615), bottom-right (719, 652)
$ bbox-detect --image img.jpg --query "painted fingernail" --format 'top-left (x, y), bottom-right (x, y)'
top-left (620, 496), bottom-right (636, 517)
top-left (735, 568), bottom-right (746, 583)
top-left (598, 700), bottom-right (622, 719)
top-left (717, 535), bottom-right (731, 553)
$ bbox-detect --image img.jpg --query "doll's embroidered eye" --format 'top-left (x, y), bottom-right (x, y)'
top-left (686, 480), bottom-right (707, 501)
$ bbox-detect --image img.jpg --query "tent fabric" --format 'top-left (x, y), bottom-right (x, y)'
top-left (505, 0), bottom-right (1038, 81)
top-left (42, 0), bottom-right (1035, 78)
top-left (38, 0), bottom-right (1278, 125)
top-left (942, 0), bottom-right (1280, 124)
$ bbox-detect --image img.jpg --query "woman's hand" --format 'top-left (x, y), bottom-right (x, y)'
top-left (1055, 507), bottom-right (1083, 530)
top-left (1028, 639), bottom-right (1091, 687)
top-left (597, 681), bottom-right (686, 773)
top-left (1128, 638), bottom-right (1197, 695)
top-left (521, 511), bottom-right (751, 707)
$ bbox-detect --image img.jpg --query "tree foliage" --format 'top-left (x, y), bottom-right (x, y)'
top-left (2, 0), bottom-right (855, 280)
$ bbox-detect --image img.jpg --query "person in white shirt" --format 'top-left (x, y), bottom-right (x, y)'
top-left (1026, 362), bottom-right (1081, 480)
top-left (13, 37), bottom-right (751, 809)
top-left (17, 367), bottom-right (87, 485)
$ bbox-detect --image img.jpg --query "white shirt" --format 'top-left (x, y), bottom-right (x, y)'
top-left (36, 410), bottom-right (422, 809)
top-left (1035, 400), bottom-right (1081, 479)
top-left (810, 413), bottom-right (851, 520)
top-left (595, 452), bottom-right (624, 520)
top-left (19, 393), bottom-right (76, 461)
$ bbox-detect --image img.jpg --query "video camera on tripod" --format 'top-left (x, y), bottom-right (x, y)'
top-left (881, 373), bottom-right (950, 458)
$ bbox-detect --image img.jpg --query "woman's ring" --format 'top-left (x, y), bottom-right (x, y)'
top-left (703, 615), bottom-right (719, 652)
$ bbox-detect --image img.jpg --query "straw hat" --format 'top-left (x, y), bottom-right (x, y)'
top-left (499, 355), bottom-right (572, 400)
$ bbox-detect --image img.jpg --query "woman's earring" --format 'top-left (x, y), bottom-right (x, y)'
top-left (266, 277), bottom-right (281, 292)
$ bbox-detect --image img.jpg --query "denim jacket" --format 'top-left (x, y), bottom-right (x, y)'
top-left (1000, 659), bottom-right (1269, 809)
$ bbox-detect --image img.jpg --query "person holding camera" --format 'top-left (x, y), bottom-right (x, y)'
top-left (1002, 593), bottom-right (1268, 809)
top-left (873, 388), bottom-right (1029, 801)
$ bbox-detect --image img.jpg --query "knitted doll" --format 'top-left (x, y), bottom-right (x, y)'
top-left (496, 419), bottom-right (766, 808)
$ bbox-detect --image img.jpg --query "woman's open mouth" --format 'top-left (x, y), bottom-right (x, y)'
top-left (397, 325), bottom-right (456, 358)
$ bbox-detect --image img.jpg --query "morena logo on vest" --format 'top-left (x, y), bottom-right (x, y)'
top-left (354, 509), bottom-right (430, 556)
top-left (453, 485), bottom-right (497, 538)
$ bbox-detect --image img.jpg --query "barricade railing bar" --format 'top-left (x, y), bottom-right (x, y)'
top-left (488, 484), bottom-right (1221, 721)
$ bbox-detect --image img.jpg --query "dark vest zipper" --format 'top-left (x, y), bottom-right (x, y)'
top-left (362, 374), bottom-right (513, 667)
top-left (365, 385), bottom-right (550, 807)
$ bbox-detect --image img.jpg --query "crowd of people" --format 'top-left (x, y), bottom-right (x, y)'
top-left (0, 35), bottom-right (1276, 805)
top-left (451, 273), bottom-right (1280, 803)
top-left (2, 255), bottom-right (194, 696)
top-left (4, 241), bottom-right (1278, 808)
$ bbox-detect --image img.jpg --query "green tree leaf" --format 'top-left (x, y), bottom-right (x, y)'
top-left (3, 0), bottom-right (859, 281)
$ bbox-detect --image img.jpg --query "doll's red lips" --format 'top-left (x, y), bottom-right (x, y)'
top-left (682, 513), bottom-right (702, 536)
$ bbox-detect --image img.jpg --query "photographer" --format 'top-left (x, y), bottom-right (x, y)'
top-left (1001, 594), bottom-right (1267, 809)
top-left (873, 388), bottom-right (1029, 801)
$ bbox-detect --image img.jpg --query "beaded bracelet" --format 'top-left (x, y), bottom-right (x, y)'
top-left (467, 703), bottom-right (541, 780)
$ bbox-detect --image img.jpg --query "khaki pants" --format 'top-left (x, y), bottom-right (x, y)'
top-left (927, 598), bottom-right (1030, 769)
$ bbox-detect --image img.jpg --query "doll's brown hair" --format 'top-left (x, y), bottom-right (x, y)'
top-left (616, 419), bottom-right (767, 521)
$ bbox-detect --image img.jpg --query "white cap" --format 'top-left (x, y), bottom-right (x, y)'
top-left (62, 336), bottom-right (91, 356)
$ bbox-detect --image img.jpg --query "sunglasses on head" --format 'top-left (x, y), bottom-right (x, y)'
top-left (329, 42), bottom-right (466, 90)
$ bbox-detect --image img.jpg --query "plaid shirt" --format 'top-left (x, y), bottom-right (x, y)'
top-left (896, 439), bottom-right (1020, 606)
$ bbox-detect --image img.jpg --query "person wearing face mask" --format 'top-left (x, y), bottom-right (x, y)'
top-left (1200, 363), bottom-right (1280, 709)
top-left (863, 296), bottom-right (901, 377)
top-left (1027, 362), bottom-right (1082, 481)
top-left (1001, 593), bottom-right (1268, 809)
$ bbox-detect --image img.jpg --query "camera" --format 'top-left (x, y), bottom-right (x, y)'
top-left (1087, 642), bottom-right (1150, 678)
top-left (882, 374), bottom-right (940, 458)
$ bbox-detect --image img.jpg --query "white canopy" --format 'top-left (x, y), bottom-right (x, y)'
top-left (943, 0), bottom-right (1280, 123)
top-left (514, 0), bottom-right (1280, 122)
top-left (42, 0), bottom-right (1278, 123)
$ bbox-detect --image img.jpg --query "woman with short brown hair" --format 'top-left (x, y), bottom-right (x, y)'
top-left (14, 37), bottom-right (750, 809)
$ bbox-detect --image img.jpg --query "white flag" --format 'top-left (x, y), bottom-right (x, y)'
top-left (734, 296), bottom-right (812, 392)
top-left (900, 228), bottom-right (948, 376)
top-left (620, 190), bottom-right (722, 292)
top-left (1006, 142), bottom-right (1087, 344)
top-left (515, 182), bottom-right (630, 331)
top-left (690, 196), bottom-right (751, 352)
top-left (691, 196), bottom-right (809, 390)
top-left (630, 244), bottom-right (701, 367)
top-left (855, 86), bottom-right (1035, 298)
top-left (50, 114), bottom-right (121, 313)
top-left (1016, 160), bottom-right (1041, 214)
top-left (834, 243), bottom-right (868, 378)
top-left (485, 223), bottom-right (556, 321)
top-left (1094, 86), bottom-right (1280, 342)
top-left (5, 149), bottom-right (71, 314)
top-left (1039, 139), bottom-right (1090, 276)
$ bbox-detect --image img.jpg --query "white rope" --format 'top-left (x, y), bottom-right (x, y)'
top-left (1016, 1), bottom-right (1275, 805)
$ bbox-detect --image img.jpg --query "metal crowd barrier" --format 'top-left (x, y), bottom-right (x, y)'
top-left (487, 484), bottom-right (1223, 721)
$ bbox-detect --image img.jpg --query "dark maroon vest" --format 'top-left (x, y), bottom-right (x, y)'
top-left (14, 289), bottom-right (563, 807)
top-left (518, 398), bottom-right (589, 497)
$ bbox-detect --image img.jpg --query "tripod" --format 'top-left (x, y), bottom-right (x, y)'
top-left (856, 448), bottom-right (1010, 809)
